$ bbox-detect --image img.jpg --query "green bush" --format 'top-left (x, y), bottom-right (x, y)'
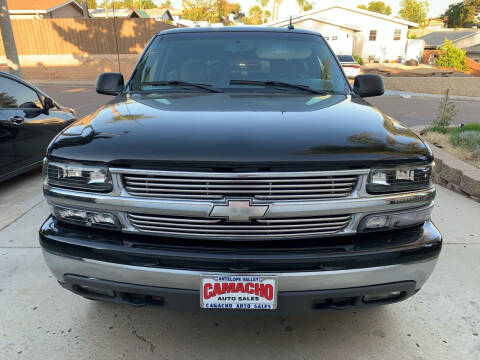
top-left (449, 123), bottom-right (480, 152)
top-left (353, 55), bottom-right (364, 65)
top-left (436, 38), bottom-right (467, 71)
top-left (450, 130), bottom-right (480, 152)
top-left (426, 125), bottom-right (448, 134)
top-left (460, 123), bottom-right (480, 132)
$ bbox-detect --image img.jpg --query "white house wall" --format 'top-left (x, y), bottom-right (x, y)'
top-left (284, 19), bottom-right (355, 55)
top-left (315, 8), bottom-right (410, 61)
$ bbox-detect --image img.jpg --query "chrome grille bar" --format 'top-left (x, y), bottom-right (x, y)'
top-left (113, 169), bottom-right (364, 201)
top-left (127, 213), bottom-right (352, 239)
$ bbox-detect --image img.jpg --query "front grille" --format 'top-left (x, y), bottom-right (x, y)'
top-left (122, 170), bottom-right (359, 201)
top-left (127, 213), bottom-right (352, 239)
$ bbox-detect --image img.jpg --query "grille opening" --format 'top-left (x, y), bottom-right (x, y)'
top-left (127, 213), bottom-right (352, 239)
top-left (121, 171), bottom-right (359, 201)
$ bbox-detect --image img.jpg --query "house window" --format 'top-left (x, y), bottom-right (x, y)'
top-left (369, 30), bottom-right (377, 41)
top-left (393, 29), bottom-right (401, 40)
top-left (332, 36), bottom-right (338, 41)
top-left (324, 36), bottom-right (330, 40)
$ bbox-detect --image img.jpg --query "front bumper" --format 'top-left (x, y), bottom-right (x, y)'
top-left (40, 216), bottom-right (441, 311)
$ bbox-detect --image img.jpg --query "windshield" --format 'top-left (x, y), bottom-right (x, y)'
top-left (129, 31), bottom-right (350, 94)
top-left (337, 55), bottom-right (355, 62)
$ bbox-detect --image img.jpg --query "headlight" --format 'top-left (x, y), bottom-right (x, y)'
top-left (367, 163), bottom-right (433, 194)
top-left (52, 205), bottom-right (119, 229)
top-left (44, 160), bottom-right (112, 192)
top-left (358, 206), bottom-right (432, 232)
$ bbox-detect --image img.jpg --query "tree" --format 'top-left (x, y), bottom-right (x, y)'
top-left (229, 2), bottom-right (243, 19)
top-left (159, 0), bottom-right (172, 7)
top-left (272, 0), bottom-right (283, 20)
top-left (182, 0), bottom-right (239, 23)
top-left (296, 0), bottom-right (314, 12)
top-left (444, 2), bottom-right (470, 27)
top-left (182, 0), bottom-right (215, 21)
top-left (245, 5), bottom-right (263, 24)
top-left (0, 0), bottom-right (21, 77)
top-left (257, 0), bottom-right (269, 21)
top-left (433, 89), bottom-right (458, 128)
top-left (302, 0), bottom-right (313, 11)
top-left (99, 0), bottom-right (156, 9)
top-left (76, 0), bottom-right (97, 8)
top-left (357, 1), bottom-right (392, 15)
top-left (444, 1), bottom-right (478, 28)
top-left (398, 0), bottom-right (429, 24)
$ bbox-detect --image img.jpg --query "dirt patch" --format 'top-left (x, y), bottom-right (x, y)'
top-left (361, 63), bottom-right (474, 78)
top-left (424, 132), bottom-right (480, 169)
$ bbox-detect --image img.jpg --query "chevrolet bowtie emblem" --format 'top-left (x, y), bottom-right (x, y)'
top-left (209, 200), bottom-right (269, 222)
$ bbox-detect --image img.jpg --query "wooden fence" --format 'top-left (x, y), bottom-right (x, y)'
top-left (0, 18), bottom-right (177, 55)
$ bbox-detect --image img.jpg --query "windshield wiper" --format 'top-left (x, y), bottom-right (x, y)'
top-left (229, 80), bottom-right (329, 95)
top-left (139, 81), bottom-right (222, 93)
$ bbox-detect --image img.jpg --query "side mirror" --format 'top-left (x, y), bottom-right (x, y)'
top-left (353, 74), bottom-right (384, 98)
top-left (96, 72), bottom-right (124, 96)
top-left (43, 97), bottom-right (55, 113)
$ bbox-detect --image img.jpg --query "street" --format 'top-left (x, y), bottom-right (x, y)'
top-left (36, 82), bottom-right (480, 127)
top-left (0, 83), bottom-right (479, 359)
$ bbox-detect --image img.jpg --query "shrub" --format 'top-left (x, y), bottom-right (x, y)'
top-left (426, 125), bottom-right (448, 134)
top-left (436, 38), bottom-right (467, 71)
top-left (461, 123), bottom-right (480, 132)
top-left (450, 130), bottom-right (480, 152)
top-left (353, 55), bottom-right (364, 65)
top-left (433, 89), bottom-right (458, 128)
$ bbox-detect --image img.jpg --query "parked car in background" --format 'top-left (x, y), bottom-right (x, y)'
top-left (338, 55), bottom-right (361, 78)
top-left (40, 27), bottom-right (441, 312)
top-left (0, 72), bottom-right (77, 182)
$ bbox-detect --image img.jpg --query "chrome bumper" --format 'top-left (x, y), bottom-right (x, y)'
top-left (43, 249), bottom-right (439, 292)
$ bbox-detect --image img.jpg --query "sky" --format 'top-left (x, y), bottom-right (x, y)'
top-left (163, 0), bottom-right (454, 19)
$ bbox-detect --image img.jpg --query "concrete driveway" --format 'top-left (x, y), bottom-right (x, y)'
top-left (0, 169), bottom-right (479, 360)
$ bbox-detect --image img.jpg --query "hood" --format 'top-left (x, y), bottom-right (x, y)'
top-left (48, 92), bottom-right (432, 168)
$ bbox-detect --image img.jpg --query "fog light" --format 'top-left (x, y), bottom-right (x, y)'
top-left (89, 213), bottom-right (117, 226)
top-left (364, 215), bottom-right (388, 229)
top-left (359, 206), bottom-right (433, 232)
top-left (53, 206), bottom-right (119, 229)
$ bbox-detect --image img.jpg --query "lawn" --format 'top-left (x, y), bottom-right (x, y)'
top-left (424, 123), bottom-right (480, 169)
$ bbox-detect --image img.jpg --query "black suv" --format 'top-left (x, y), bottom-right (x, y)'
top-left (40, 27), bottom-right (441, 312)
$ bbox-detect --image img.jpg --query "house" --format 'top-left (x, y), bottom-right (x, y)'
top-left (7, 0), bottom-right (85, 19)
top-left (418, 29), bottom-right (480, 64)
top-left (144, 8), bottom-right (174, 22)
top-left (421, 18), bottom-right (447, 30)
top-left (465, 44), bottom-right (480, 62)
top-left (267, 5), bottom-right (418, 61)
top-left (419, 29), bottom-right (480, 50)
top-left (90, 8), bottom-right (150, 19)
top-left (266, 16), bottom-right (361, 55)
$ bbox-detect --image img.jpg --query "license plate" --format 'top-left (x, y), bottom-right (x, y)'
top-left (201, 275), bottom-right (277, 310)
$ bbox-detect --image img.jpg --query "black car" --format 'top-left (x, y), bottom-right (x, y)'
top-left (40, 27), bottom-right (441, 312)
top-left (0, 72), bottom-right (76, 181)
